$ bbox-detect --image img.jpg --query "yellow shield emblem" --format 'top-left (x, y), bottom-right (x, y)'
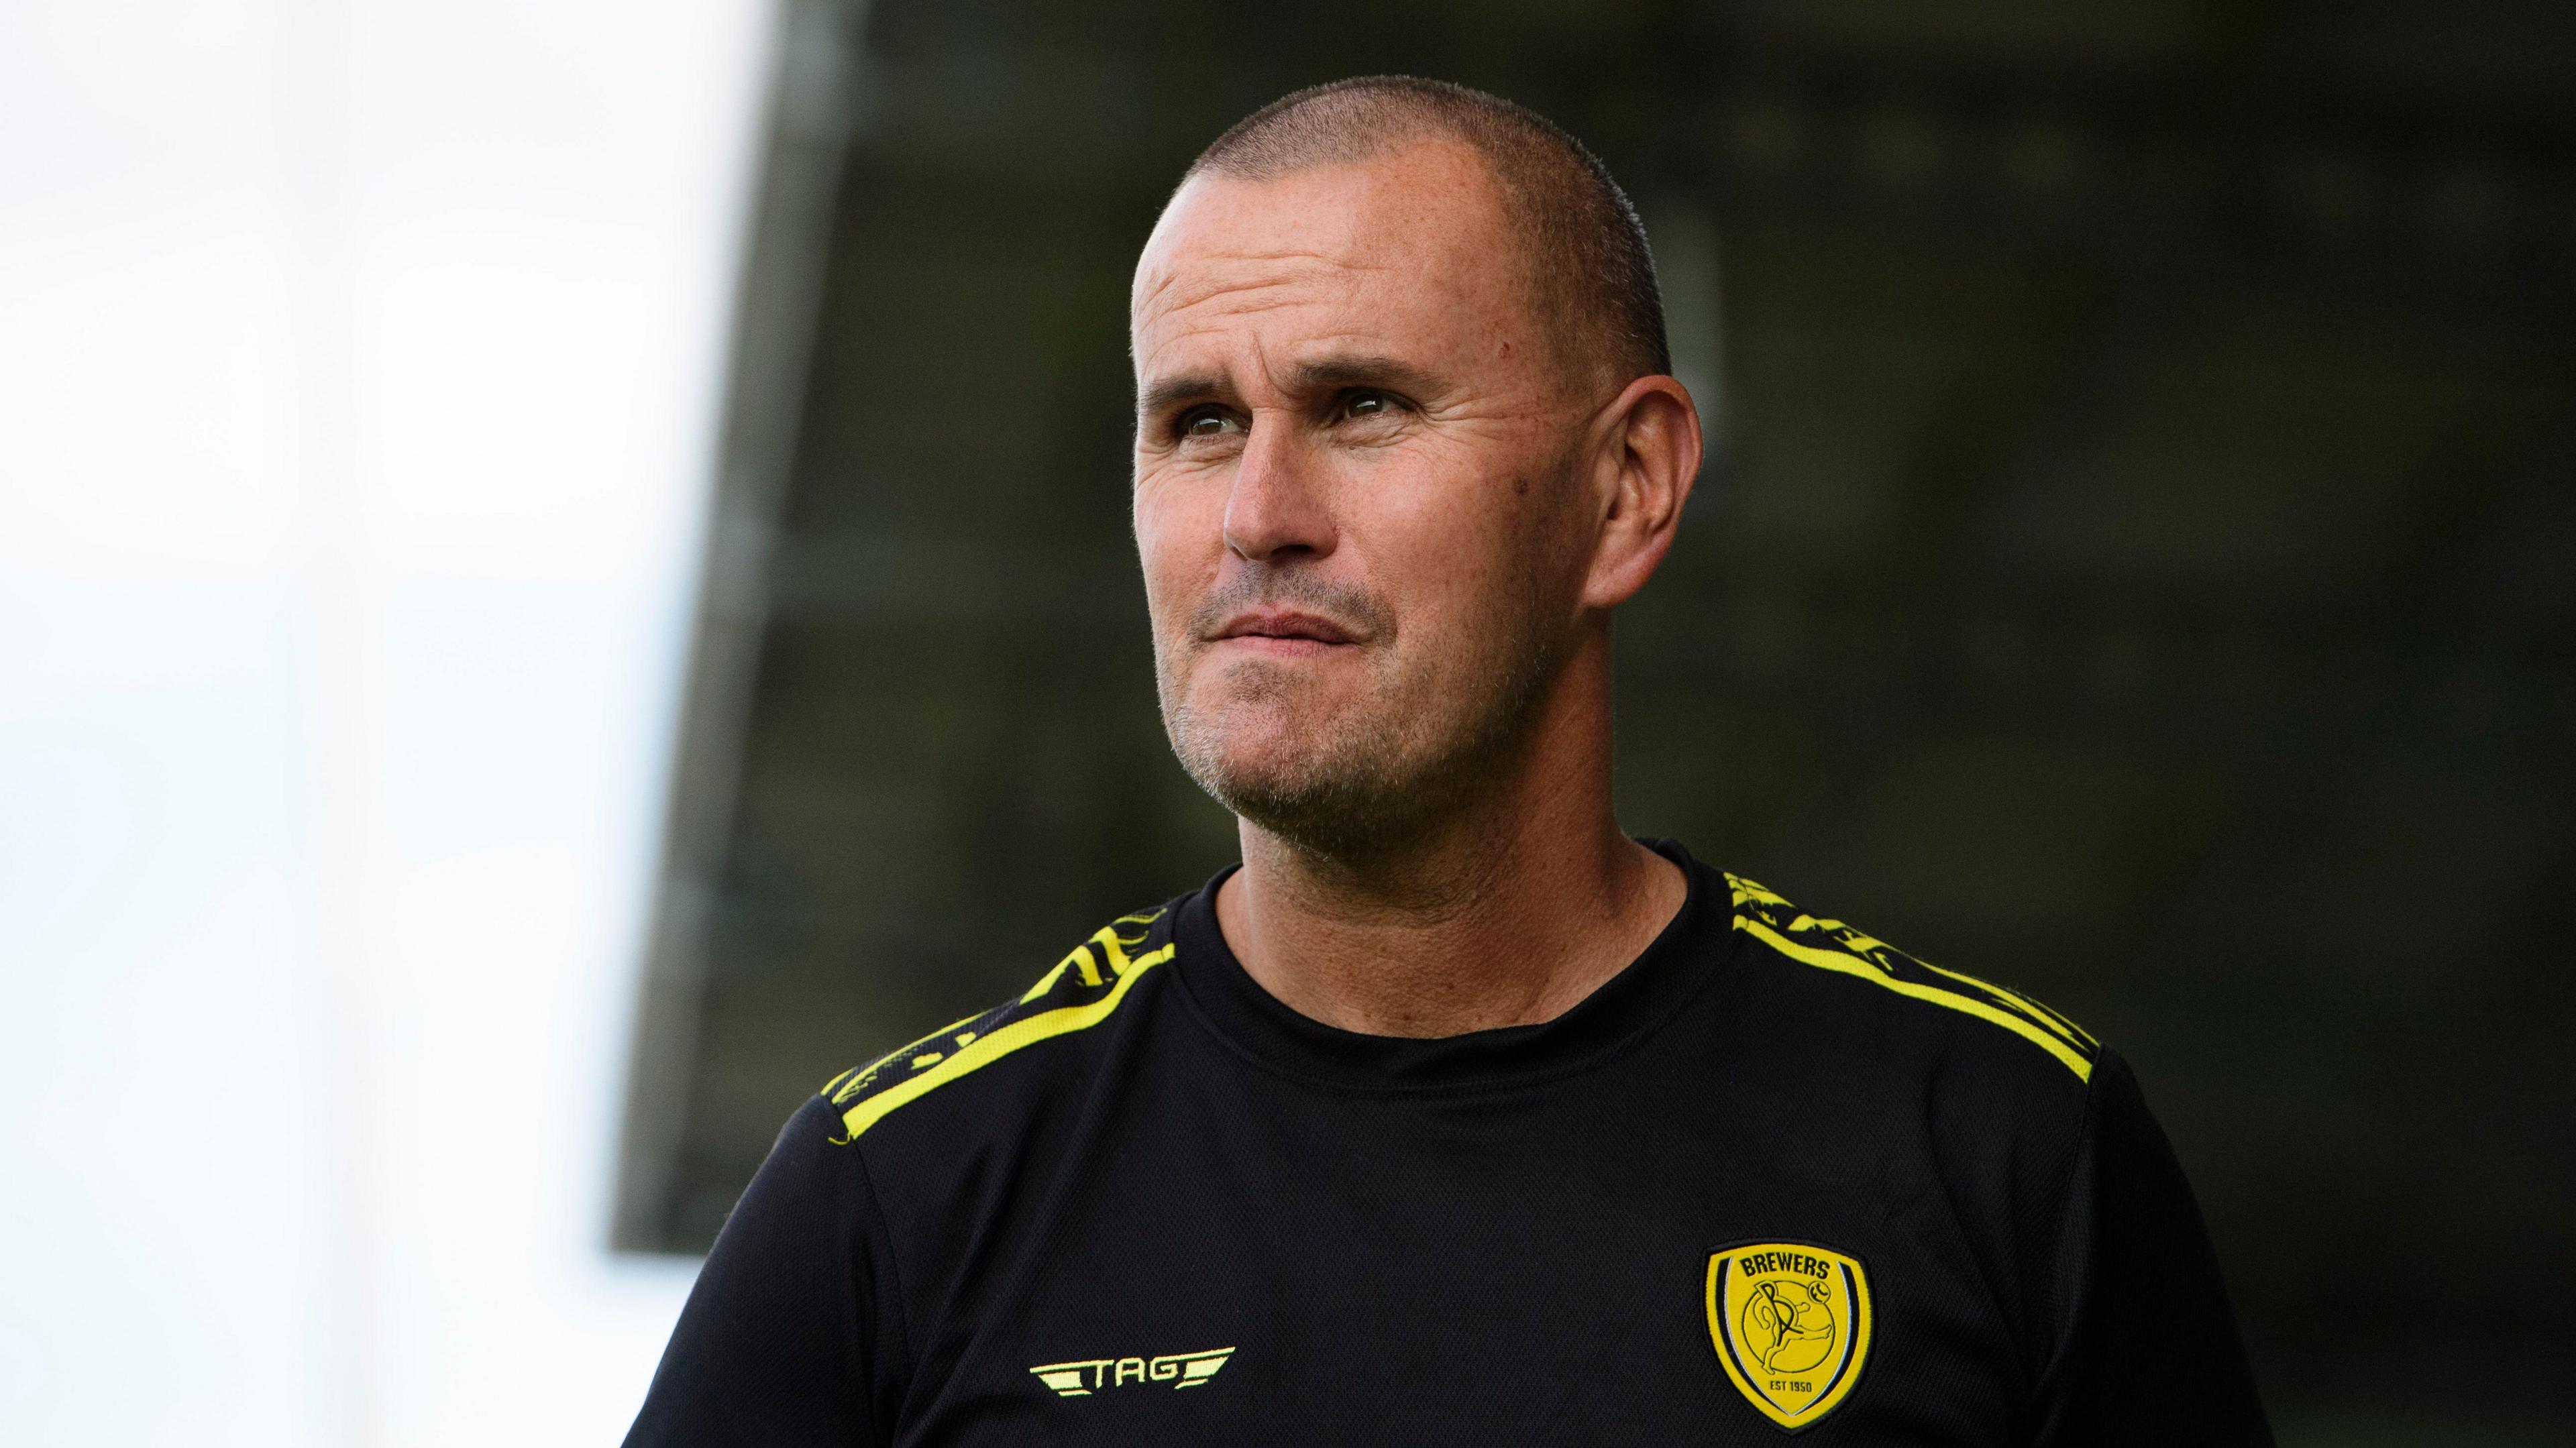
top-left (1706, 1241), bottom-right (1873, 1431)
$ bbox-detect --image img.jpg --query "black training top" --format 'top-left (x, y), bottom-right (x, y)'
top-left (625, 842), bottom-right (2271, 1446)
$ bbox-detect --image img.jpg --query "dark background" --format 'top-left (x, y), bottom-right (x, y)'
top-left (616, 2), bottom-right (2576, 1441)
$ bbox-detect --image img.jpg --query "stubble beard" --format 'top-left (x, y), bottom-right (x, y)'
top-left (1157, 562), bottom-right (1568, 862)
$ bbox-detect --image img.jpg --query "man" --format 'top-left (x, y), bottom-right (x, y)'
top-left (627, 76), bottom-right (2271, 1445)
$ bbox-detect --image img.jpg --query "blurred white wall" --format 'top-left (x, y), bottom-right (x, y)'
top-left (0, 2), bottom-right (773, 1442)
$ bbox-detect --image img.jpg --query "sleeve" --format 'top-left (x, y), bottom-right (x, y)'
top-left (623, 1095), bottom-right (904, 1448)
top-left (2033, 1050), bottom-right (2273, 1447)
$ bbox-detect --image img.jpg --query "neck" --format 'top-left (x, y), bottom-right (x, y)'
top-left (1213, 639), bottom-right (1687, 1037)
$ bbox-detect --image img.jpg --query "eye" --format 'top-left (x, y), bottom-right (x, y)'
top-left (1339, 389), bottom-right (1421, 423)
top-left (1180, 408), bottom-right (1240, 439)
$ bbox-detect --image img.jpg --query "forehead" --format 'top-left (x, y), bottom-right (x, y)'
top-left (1130, 142), bottom-right (1531, 376)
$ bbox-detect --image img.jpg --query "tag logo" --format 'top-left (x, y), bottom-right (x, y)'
top-left (1030, 1347), bottom-right (1234, 1397)
top-left (1707, 1243), bottom-right (1872, 1431)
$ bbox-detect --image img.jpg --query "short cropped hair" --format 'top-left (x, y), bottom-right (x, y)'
top-left (1183, 76), bottom-right (1670, 388)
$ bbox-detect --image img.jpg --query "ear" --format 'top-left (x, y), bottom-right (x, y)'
top-left (1580, 374), bottom-right (1703, 611)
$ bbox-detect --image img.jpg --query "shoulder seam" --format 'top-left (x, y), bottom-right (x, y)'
top-left (844, 1134), bottom-right (918, 1397)
top-left (1725, 873), bottom-right (2097, 1081)
top-left (820, 910), bottom-right (1173, 1141)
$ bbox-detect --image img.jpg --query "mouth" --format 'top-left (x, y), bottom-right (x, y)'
top-left (1207, 607), bottom-right (1361, 655)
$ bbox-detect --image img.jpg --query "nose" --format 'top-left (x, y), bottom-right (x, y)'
top-left (1222, 413), bottom-right (1336, 564)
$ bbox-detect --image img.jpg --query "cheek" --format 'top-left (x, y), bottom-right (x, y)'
top-left (1359, 463), bottom-right (1540, 629)
top-left (1132, 467), bottom-right (1228, 632)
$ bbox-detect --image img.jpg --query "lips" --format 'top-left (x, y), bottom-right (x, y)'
top-left (1209, 608), bottom-right (1359, 648)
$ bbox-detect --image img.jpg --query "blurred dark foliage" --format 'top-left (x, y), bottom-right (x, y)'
top-left (619, 2), bottom-right (2576, 1439)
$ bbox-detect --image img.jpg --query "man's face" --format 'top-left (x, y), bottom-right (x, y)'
top-left (1130, 140), bottom-right (1601, 848)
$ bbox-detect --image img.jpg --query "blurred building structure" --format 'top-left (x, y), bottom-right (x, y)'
top-left (618, 1), bottom-right (2575, 1440)
top-left (1, 2), bottom-right (769, 1441)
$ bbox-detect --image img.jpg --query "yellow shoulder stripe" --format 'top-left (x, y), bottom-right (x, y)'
top-left (1739, 917), bottom-right (2092, 1079)
top-left (1723, 874), bottom-right (2094, 1081)
top-left (829, 924), bottom-right (1175, 1141)
top-left (820, 1010), bottom-right (981, 1101)
top-left (1014, 915), bottom-right (1167, 1003)
top-left (1914, 955), bottom-right (2099, 1050)
top-left (1792, 914), bottom-right (2098, 1054)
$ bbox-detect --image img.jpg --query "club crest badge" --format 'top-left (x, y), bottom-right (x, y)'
top-left (1706, 1241), bottom-right (1874, 1431)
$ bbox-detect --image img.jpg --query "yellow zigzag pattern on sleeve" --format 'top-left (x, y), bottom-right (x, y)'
top-left (820, 909), bottom-right (1172, 1142)
top-left (1725, 873), bottom-right (2097, 1081)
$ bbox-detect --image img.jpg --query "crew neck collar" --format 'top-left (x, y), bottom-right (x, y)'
top-left (1169, 838), bottom-right (1725, 1093)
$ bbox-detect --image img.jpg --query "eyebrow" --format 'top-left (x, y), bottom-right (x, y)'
top-left (1286, 353), bottom-right (1441, 398)
top-left (1137, 372), bottom-right (1232, 421)
top-left (1135, 353), bottom-right (1443, 419)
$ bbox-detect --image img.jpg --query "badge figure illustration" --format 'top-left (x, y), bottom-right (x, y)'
top-left (626, 76), bottom-right (2274, 1446)
top-left (1746, 1279), bottom-right (1834, 1376)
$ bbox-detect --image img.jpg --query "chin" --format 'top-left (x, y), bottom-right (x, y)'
top-left (1189, 710), bottom-right (1346, 799)
top-left (1160, 645), bottom-right (1520, 850)
top-left (1175, 701), bottom-right (1444, 854)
